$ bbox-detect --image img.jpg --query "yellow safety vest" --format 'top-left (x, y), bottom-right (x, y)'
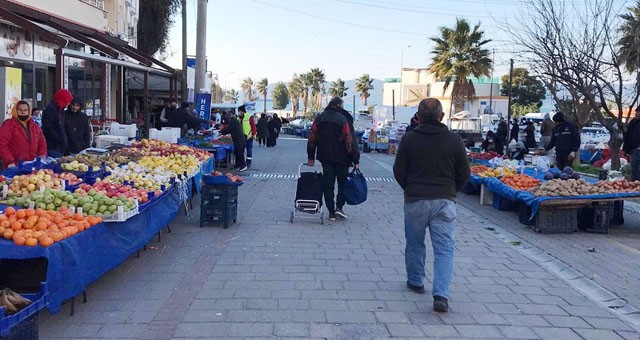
top-left (241, 116), bottom-right (252, 138)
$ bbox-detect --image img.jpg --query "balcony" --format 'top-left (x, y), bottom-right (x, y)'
top-left (79, 0), bottom-right (105, 10)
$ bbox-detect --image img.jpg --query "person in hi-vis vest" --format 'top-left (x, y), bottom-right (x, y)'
top-left (238, 105), bottom-right (257, 167)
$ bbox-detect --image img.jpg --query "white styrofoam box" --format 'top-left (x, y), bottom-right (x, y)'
top-left (110, 123), bottom-right (137, 138)
top-left (95, 135), bottom-right (128, 148)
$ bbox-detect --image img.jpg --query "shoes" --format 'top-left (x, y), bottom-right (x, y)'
top-left (433, 295), bottom-right (449, 312)
top-left (335, 209), bottom-right (347, 219)
top-left (328, 214), bottom-right (337, 221)
top-left (239, 166), bottom-right (248, 172)
top-left (406, 282), bottom-right (425, 294)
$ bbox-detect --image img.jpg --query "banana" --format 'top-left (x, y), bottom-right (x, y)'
top-left (1, 293), bottom-right (17, 314)
top-left (5, 290), bottom-right (30, 309)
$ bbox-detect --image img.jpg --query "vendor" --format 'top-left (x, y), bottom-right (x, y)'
top-left (481, 131), bottom-right (503, 154)
top-left (0, 100), bottom-right (47, 169)
top-left (511, 141), bottom-right (528, 161)
top-left (541, 112), bottom-right (580, 169)
top-left (219, 112), bottom-right (247, 171)
top-left (524, 121), bottom-right (537, 149)
top-left (166, 102), bottom-right (214, 136)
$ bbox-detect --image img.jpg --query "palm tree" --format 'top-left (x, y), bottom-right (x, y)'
top-left (355, 74), bottom-right (374, 105)
top-left (300, 72), bottom-right (313, 113)
top-left (224, 89), bottom-right (239, 104)
top-left (618, 2), bottom-right (640, 73)
top-left (288, 74), bottom-right (303, 116)
top-left (328, 79), bottom-right (348, 98)
top-left (309, 68), bottom-right (326, 111)
top-left (241, 77), bottom-right (257, 102)
top-left (256, 78), bottom-right (269, 113)
top-left (429, 18), bottom-right (492, 114)
top-left (405, 88), bottom-right (429, 106)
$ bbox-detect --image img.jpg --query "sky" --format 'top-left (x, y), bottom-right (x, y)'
top-left (164, 0), bottom-right (630, 91)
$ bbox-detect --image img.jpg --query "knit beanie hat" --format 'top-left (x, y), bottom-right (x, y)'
top-left (54, 89), bottom-right (73, 109)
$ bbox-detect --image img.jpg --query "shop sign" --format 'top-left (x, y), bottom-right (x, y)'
top-left (0, 66), bottom-right (21, 122)
top-left (0, 24), bottom-right (85, 66)
top-left (195, 92), bottom-right (211, 121)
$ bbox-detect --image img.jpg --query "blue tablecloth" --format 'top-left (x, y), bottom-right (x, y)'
top-left (192, 157), bottom-right (214, 193)
top-left (0, 183), bottom-right (187, 314)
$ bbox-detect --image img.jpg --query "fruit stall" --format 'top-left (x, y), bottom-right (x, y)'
top-left (466, 153), bottom-right (631, 234)
top-left (0, 139), bottom-right (222, 320)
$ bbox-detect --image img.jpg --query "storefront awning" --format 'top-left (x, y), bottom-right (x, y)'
top-left (0, 0), bottom-right (175, 74)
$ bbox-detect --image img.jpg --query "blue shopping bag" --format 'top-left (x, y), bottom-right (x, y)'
top-left (342, 169), bottom-right (367, 205)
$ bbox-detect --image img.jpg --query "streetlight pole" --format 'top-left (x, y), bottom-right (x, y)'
top-left (194, 0), bottom-right (208, 95)
top-left (507, 59), bottom-right (514, 142)
top-left (400, 44), bottom-right (411, 106)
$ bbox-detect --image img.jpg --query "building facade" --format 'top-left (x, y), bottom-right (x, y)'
top-left (382, 68), bottom-right (509, 121)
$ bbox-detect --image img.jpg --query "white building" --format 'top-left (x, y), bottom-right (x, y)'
top-left (382, 68), bottom-right (509, 121)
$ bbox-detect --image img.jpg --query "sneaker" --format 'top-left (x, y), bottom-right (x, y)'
top-left (335, 209), bottom-right (347, 219)
top-left (406, 282), bottom-right (425, 294)
top-left (328, 214), bottom-right (337, 221)
top-left (239, 166), bottom-right (248, 172)
top-left (433, 295), bottom-right (449, 312)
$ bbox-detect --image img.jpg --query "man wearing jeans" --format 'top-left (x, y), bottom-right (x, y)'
top-left (393, 98), bottom-right (470, 312)
top-left (307, 97), bottom-right (360, 221)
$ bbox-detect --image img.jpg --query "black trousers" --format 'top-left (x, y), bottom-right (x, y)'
top-left (321, 162), bottom-right (349, 214)
top-left (556, 151), bottom-right (571, 170)
top-left (233, 141), bottom-right (246, 168)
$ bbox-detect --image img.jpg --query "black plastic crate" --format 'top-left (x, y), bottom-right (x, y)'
top-left (200, 203), bottom-right (237, 228)
top-left (611, 200), bottom-right (624, 226)
top-left (518, 204), bottom-right (534, 226)
top-left (579, 202), bottom-right (614, 234)
top-left (202, 184), bottom-right (238, 199)
top-left (534, 208), bottom-right (578, 234)
top-left (492, 194), bottom-right (518, 211)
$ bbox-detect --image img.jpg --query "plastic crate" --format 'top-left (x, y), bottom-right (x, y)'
top-left (201, 175), bottom-right (243, 186)
top-left (0, 282), bottom-right (48, 338)
top-left (518, 204), bottom-right (534, 226)
top-left (611, 200), bottom-right (624, 226)
top-left (202, 184), bottom-right (239, 198)
top-left (534, 208), bottom-right (578, 234)
top-left (492, 194), bottom-right (518, 211)
top-left (200, 202), bottom-right (237, 228)
top-left (578, 202), bottom-right (614, 234)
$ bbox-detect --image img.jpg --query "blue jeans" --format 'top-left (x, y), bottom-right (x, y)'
top-left (404, 199), bottom-right (456, 298)
top-left (245, 137), bottom-right (254, 166)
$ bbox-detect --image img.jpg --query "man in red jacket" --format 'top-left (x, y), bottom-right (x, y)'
top-left (0, 100), bottom-right (47, 169)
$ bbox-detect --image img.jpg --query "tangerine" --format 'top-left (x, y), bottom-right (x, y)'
top-left (3, 229), bottom-right (14, 240)
top-left (4, 207), bottom-right (16, 216)
top-left (51, 233), bottom-right (63, 242)
top-left (74, 212), bottom-right (83, 221)
top-left (25, 208), bottom-right (35, 217)
top-left (13, 235), bottom-right (26, 246)
top-left (0, 214), bottom-right (7, 221)
top-left (35, 221), bottom-right (48, 231)
top-left (10, 221), bottom-right (22, 231)
top-left (25, 238), bottom-right (37, 246)
top-left (0, 220), bottom-right (10, 228)
top-left (15, 209), bottom-right (26, 219)
top-left (40, 237), bottom-right (53, 247)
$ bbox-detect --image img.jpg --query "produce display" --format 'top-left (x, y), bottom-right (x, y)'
top-left (6, 170), bottom-right (82, 195)
top-left (543, 167), bottom-right (580, 180)
top-left (0, 207), bottom-right (102, 246)
top-left (531, 178), bottom-right (599, 197)
top-left (470, 165), bottom-right (490, 175)
top-left (211, 170), bottom-right (244, 183)
top-left (0, 287), bottom-right (31, 315)
top-left (1, 189), bottom-right (136, 216)
top-left (500, 174), bottom-right (540, 191)
top-left (477, 167), bottom-right (517, 178)
top-left (594, 179), bottom-right (640, 194)
top-left (76, 180), bottom-right (159, 204)
top-left (130, 139), bottom-right (210, 161)
top-left (59, 153), bottom-right (132, 172)
top-left (468, 151), bottom-right (501, 160)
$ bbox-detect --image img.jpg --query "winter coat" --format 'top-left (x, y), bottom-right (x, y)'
top-left (220, 116), bottom-right (245, 147)
top-left (256, 117), bottom-right (270, 139)
top-left (393, 120), bottom-right (470, 201)
top-left (307, 108), bottom-right (357, 166)
top-left (540, 118), bottom-right (554, 137)
top-left (64, 108), bottom-right (92, 155)
top-left (524, 124), bottom-right (537, 149)
top-left (42, 101), bottom-right (68, 155)
top-left (0, 118), bottom-right (47, 168)
top-left (545, 122), bottom-right (581, 154)
top-left (340, 108), bottom-right (360, 164)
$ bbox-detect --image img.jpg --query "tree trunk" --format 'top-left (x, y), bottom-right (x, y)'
top-left (263, 94), bottom-right (267, 114)
top-left (363, 94), bottom-right (368, 106)
top-left (454, 96), bottom-right (465, 114)
top-left (609, 132), bottom-right (623, 171)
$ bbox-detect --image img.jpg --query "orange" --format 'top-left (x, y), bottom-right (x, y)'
top-left (4, 207), bottom-right (16, 216)
top-left (95, 216), bottom-right (103, 224)
top-left (51, 232), bottom-right (63, 242)
top-left (25, 208), bottom-right (35, 217)
top-left (3, 229), bottom-right (14, 240)
top-left (35, 221), bottom-right (48, 231)
top-left (0, 214), bottom-right (7, 221)
top-left (73, 213), bottom-right (83, 221)
top-left (15, 209), bottom-right (25, 219)
top-left (10, 221), bottom-right (22, 231)
top-left (25, 237), bottom-right (37, 246)
top-left (0, 220), bottom-right (10, 228)
top-left (13, 235), bottom-right (26, 246)
top-left (7, 216), bottom-right (16, 224)
top-left (40, 237), bottom-right (53, 247)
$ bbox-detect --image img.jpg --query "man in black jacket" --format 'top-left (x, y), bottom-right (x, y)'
top-left (42, 89), bottom-right (73, 157)
top-left (624, 109), bottom-right (640, 180)
top-left (393, 98), bottom-right (470, 313)
top-left (307, 97), bottom-right (360, 221)
top-left (64, 96), bottom-right (92, 155)
top-left (219, 112), bottom-right (247, 171)
top-left (166, 102), bottom-right (213, 136)
top-left (543, 112), bottom-right (581, 169)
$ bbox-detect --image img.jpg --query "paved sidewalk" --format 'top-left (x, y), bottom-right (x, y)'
top-left (38, 138), bottom-right (640, 339)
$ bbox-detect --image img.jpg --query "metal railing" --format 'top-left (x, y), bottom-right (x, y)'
top-left (79, 0), bottom-right (105, 10)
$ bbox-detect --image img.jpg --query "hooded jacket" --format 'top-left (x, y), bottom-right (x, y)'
top-left (307, 107), bottom-right (357, 166)
top-left (393, 120), bottom-right (470, 201)
top-left (0, 108), bottom-right (47, 168)
top-left (64, 97), bottom-right (92, 154)
top-left (42, 89), bottom-right (72, 154)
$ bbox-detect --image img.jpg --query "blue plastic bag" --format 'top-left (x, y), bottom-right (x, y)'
top-left (342, 169), bottom-right (367, 205)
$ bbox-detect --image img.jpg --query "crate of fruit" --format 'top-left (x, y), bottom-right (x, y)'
top-left (0, 282), bottom-right (48, 338)
top-left (202, 171), bottom-right (244, 186)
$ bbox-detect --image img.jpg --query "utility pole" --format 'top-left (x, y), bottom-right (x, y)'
top-left (507, 59), bottom-right (514, 142)
top-left (392, 89), bottom-right (395, 121)
top-left (181, 0), bottom-right (187, 102)
top-left (488, 49), bottom-right (494, 115)
top-left (194, 0), bottom-right (208, 96)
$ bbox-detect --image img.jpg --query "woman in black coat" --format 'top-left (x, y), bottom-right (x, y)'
top-left (524, 121), bottom-right (537, 149)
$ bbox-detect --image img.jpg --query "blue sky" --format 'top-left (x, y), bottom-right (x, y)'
top-left (165, 0), bottom-right (628, 90)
